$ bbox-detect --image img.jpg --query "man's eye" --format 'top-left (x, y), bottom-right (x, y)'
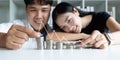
top-left (30, 10), bottom-right (36, 12)
top-left (42, 10), bottom-right (49, 12)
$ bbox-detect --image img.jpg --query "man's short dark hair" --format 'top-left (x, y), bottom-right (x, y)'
top-left (24, 0), bottom-right (53, 7)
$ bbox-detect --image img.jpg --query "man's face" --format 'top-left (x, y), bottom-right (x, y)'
top-left (26, 3), bottom-right (51, 31)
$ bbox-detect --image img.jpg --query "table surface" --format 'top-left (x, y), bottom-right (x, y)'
top-left (0, 45), bottom-right (120, 60)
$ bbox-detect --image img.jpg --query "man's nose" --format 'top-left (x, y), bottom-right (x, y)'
top-left (36, 11), bottom-right (42, 19)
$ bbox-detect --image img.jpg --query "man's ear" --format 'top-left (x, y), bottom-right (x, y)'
top-left (25, 8), bottom-right (27, 13)
top-left (73, 8), bottom-right (80, 16)
top-left (25, 8), bottom-right (28, 14)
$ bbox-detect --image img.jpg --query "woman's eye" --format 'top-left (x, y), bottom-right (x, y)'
top-left (61, 26), bottom-right (65, 29)
top-left (67, 19), bottom-right (71, 23)
top-left (63, 26), bottom-right (65, 29)
top-left (61, 26), bottom-right (64, 29)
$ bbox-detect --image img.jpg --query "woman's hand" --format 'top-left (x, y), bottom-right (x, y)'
top-left (81, 30), bottom-right (109, 49)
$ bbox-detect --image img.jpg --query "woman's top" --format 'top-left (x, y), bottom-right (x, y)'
top-left (81, 12), bottom-right (111, 34)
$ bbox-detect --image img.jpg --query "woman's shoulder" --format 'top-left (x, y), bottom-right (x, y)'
top-left (92, 11), bottom-right (110, 20)
top-left (95, 12), bottom-right (110, 17)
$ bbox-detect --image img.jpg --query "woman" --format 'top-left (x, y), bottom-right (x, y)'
top-left (49, 2), bottom-right (120, 49)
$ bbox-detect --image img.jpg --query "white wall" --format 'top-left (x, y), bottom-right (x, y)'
top-left (0, 6), bottom-right (9, 23)
top-left (0, 0), bottom-right (120, 24)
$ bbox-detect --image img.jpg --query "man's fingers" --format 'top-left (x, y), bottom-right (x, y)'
top-left (11, 24), bottom-right (40, 38)
top-left (14, 30), bottom-right (29, 41)
top-left (6, 41), bottom-right (22, 50)
top-left (12, 36), bottom-right (26, 44)
top-left (6, 24), bottom-right (41, 49)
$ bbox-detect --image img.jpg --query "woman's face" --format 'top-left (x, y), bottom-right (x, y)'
top-left (56, 12), bottom-right (82, 33)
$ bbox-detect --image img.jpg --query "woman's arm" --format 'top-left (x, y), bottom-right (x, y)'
top-left (106, 17), bottom-right (120, 45)
top-left (71, 17), bottom-right (120, 49)
top-left (46, 31), bottom-right (89, 42)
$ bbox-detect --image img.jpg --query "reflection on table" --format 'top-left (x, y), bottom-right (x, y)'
top-left (0, 45), bottom-right (120, 60)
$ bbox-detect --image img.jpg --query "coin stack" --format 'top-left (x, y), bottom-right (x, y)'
top-left (56, 42), bottom-right (63, 49)
top-left (36, 34), bottom-right (44, 50)
top-left (46, 40), bottom-right (54, 49)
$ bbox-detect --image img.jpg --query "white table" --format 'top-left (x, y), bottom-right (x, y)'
top-left (0, 45), bottom-right (120, 60)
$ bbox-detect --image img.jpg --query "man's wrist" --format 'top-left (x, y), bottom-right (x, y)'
top-left (0, 33), bottom-right (7, 48)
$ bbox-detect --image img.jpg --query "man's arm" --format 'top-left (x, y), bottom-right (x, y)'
top-left (0, 32), bottom-right (7, 48)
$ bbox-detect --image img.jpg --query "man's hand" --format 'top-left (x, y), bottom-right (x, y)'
top-left (5, 24), bottom-right (40, 49)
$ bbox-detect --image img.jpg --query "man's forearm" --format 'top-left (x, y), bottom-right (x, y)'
top-left (0, 32), bottom-right (6, 48)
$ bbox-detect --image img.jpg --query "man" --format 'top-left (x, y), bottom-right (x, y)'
top-left (0, 0), bottom-right (53, 50)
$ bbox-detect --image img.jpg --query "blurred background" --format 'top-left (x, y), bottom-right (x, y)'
top-left (0, 0), bottom-right (120, 27)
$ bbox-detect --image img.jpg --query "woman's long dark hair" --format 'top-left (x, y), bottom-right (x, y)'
top-left (52, 2), bottom-right (93, 31)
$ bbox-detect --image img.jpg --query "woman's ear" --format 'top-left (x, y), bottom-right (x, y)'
top-left (73, 8), bottom-right (80, 16)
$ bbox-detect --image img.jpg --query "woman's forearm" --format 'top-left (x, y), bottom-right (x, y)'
top-left (46, 32), bottom-right (90, 42)
top-left (108, 31), bottom-right (120, 45)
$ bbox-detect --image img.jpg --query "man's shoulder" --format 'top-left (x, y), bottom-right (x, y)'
top-left (0, 19), bottom-right (27, 32)
top-left (10, 19), bottom-right (26, 26)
